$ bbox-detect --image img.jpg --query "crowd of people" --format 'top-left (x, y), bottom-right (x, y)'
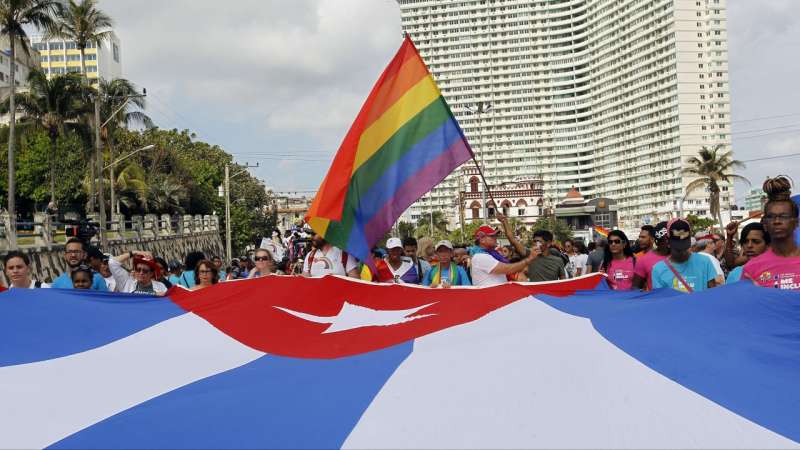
top-left (2, 176), bottom-right (798, 293)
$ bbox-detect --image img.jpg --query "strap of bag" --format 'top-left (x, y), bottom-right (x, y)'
top-left (664, 259), bottom-right (693, 293)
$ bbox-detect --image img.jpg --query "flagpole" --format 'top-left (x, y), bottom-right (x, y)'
top-left (469, 153), bottom-right (498, 220)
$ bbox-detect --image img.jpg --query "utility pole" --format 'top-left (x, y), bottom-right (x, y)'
top-left (224, 162), bottom-right (259, 263)
top-left (94, 94), bottom-right (107, 248)
top-left (95, 89), bottom-right (146, 248)
top-left (225, 165), bottom-right (231, 263)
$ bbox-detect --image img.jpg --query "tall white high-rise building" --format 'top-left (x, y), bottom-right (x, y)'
top-left (398, 0), bottom-right (732, 228)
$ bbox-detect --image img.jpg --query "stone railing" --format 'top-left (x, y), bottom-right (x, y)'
top-left (0, 213), bottom-right (220, 251)
top-left (0, 214), bottom-right (224, 284)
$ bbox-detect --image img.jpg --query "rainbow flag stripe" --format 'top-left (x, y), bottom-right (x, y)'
top-left (306, 36), bottom-right (473, 263)
top-left (593, 225), bottom-right (610, 238)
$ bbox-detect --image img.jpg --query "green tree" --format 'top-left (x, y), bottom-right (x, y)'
top-left (397, 220), bottom-right (415, 239)
top-left (685, 214), bottom-right (716, 233)
top-left (50, 0), bottom-right (111, 81)
top-left (113, 161), bottom-right (147, 213)
top-left (415, 210), bottom-right (449, 235)
top-left (532, 218), bottom-right (573, 244)
top-left (50, 0), bottom-right (113, 211)
top-left (683, 144), bottom-right (749, 229)
top-left (13, 129), bottom-right (87, 212)
top-left (147, 174), bottom-right (187, 214)
top-left (6, 70), bottom-right (85, 206)
top-left (0, 0), bottom-right (60, 236)
top-left (448, 221), bottom-right (482, 246)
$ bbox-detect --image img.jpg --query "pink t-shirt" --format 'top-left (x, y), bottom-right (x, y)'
top-left (633, 251), bottom-right (668, 290)
top-left (742, 249), bottom-right (800, 290)
top-left (607, 257), bottom-right (635, 291)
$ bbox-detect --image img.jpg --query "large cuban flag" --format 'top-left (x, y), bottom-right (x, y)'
top-left (1, 275), bottom-right (799, 449)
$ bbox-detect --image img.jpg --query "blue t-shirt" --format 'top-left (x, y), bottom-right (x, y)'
top-left (651, 253), bottom-right (718, 293)
top-left (177, 270), bottom-right (196, 288)
top-left (168, 274), bottom-right (181, 286)
top-left (422, 263), bottom-right (471, 286)
top-left (726, 265), bottom-right (744, 284)
top-left (51, 271), bottom-right (109, 291)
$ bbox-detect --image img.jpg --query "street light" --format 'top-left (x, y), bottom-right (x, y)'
top-left (93, 89), bottom-right (146, 248)
top-left (221, 162), bottom-right (259, 263)
top-left (102, 144), bottom-right (155, 171)
top-left (464, 101), bottom-right (492, 222)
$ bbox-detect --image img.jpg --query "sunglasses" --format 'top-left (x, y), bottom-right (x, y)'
top-left (198, 269), bottom-right (214, 274)
top-left (608, 239), bottom-right (625, 244)
top-left (134, 267), bottom-right (152, 274)
top-left (254, 256), bottom-right (271, 262)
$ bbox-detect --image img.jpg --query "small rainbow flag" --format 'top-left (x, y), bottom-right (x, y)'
top-left (593, 225), bottom-right (610, 238)
top-left (306, 36), bottom-right (473, 263)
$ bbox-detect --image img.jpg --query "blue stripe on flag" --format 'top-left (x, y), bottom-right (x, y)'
top-left (539, 283), bottom-right (800, 443)
top-left (0, 288), bottom-right (185, 366)
top-left (50, 340), bottom-right (414, 449)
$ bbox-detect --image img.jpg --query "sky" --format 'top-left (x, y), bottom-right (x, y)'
top-left (104, 0), bottom-right (800, 202)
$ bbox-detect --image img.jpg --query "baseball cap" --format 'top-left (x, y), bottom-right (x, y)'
top-left (667, 218), bottom-right (692, 251)
top-left (654, 221), bottom-right (669, 244)
top-left (386, 237), bottom-right (403, 249)
top-left (435, 239), bottom-right (454, 250)
top-left (474, 225), bottom-right (499, 239)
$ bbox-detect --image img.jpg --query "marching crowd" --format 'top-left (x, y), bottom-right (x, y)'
top-left (2, 176), bottom-right (799, 293)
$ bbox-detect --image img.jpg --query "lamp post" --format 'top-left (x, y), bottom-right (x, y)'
top-left (465, 101), bottom-right (492, 222)
top-left (94, 89), bottom-right (147, 248)
top-left (222, 162), bottom-right (259, 263)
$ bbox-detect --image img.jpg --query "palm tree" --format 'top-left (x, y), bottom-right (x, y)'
top-left (0, 0), bottom-right (60, 246)
top-left (683, 144), bottom-right (749, 229)
top-left (50, 0), bottom-right (113, 213)
top-left (147, 175), bottom-right (187, 215)
top-left (114, 161), bottom-right (147, 213)
top-left (49, 0), bottom-right (111, 83)
top-left (98, 77), bottom-right (152, 216)
top-left (416, 210), bottom-right (449, 234)
top-left (6, 70), bottom-right (85, 206)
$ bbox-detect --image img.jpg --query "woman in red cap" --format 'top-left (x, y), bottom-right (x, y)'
top-left (109, 250), bottom-right (168, 296)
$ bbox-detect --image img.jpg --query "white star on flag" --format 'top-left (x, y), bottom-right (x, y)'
top-left (274, 302), bottom-right (437, 334)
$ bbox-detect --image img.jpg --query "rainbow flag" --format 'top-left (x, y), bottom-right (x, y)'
top-left (305, 36), bottom-right (473, 263)
top-left (593, 225), bottom-right (610, 238)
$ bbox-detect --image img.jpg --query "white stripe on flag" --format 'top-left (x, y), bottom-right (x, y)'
top-left (0, 313), bottom-right (264, 449)
top-left (344, 297), bottom-right (797, 449)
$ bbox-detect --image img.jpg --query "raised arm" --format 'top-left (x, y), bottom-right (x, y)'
top-left (496, 213), bottom-right (528, 257)
top-left (724, 221), bottom-right (739, 269)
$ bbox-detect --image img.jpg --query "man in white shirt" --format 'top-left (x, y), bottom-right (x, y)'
top-left (694, 234), bottom-right (725, 285)
top-left (302, 234), bottom-right (360, 278)
top-left (470, 226), bottom-right (536, 287)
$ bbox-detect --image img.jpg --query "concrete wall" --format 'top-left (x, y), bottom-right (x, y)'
top-left (2, 231), bottom-right (224, 284)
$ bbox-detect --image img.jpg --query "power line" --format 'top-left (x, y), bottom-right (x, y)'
top-left (731, 112), bottom-right (800, 124)
top-left (740, 151), bottom-right (800, 163)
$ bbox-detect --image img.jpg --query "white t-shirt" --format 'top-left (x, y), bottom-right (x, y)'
top-left (470, 253), bottom-right (508, 287)
top-left (569, 253), bottom-right (589, 277)
top-left (303, 246), bottom-right (359, 277)
top-left (9, 279), bottom-right (49, 289)
top-left (699, 252), bottom-right (725, 278)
